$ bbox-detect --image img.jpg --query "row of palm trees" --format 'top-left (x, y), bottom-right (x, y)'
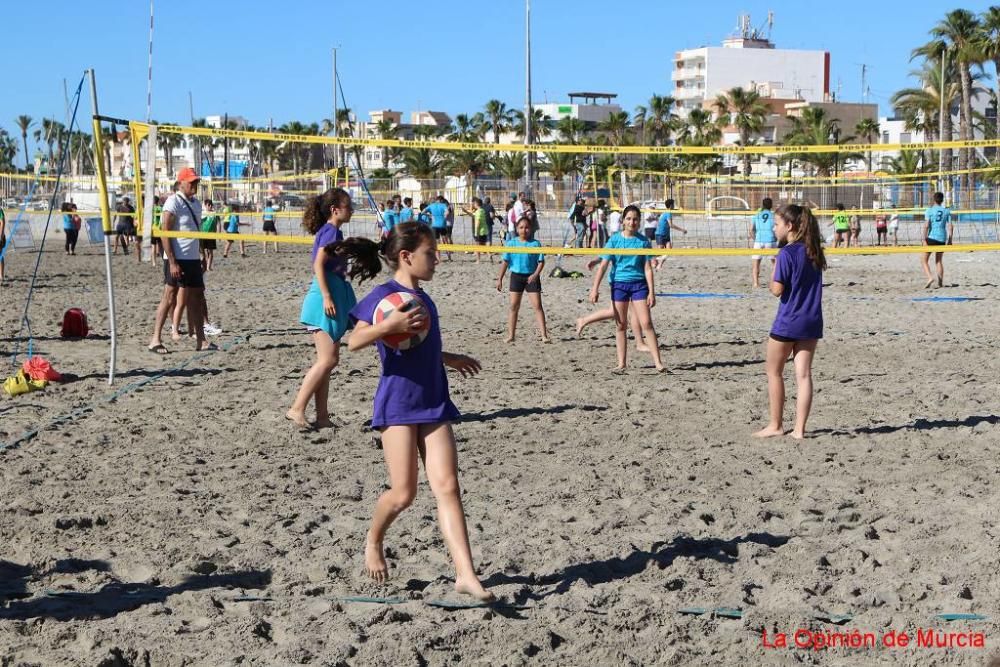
top-left (891, 7), bottom-right (1000, 184)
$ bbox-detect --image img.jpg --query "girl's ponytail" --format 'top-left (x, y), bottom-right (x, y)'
top-left (323, 237), bottom-right (383, 283)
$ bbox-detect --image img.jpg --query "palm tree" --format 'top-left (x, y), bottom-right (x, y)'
top-left (885, 150), bottom-right (933, 175)
top-left (646, 94), bottom-right (678, 146)
top-left (784, 107), bottom-right (855, 177)
top-left (33, 118), bottom-right (65, 174)
top-left (979, 6), bottom-right (1000, 142)
top-left (449, 114), bottom-right (480, 142)
top-left (401, 147), bottom-right (443, 192)
top-left (597, 111), bottom-right (630, 148)
top-left (511, 107), bottom-right (553, 143)
top-left (542, 152), bottom-right (583, 180)
top-left (854, 117), bottom-right (881, 173)
top-left (0, 130), bottom-right (17, 171)
top-left (713, 87), bottom-right (769, 178)
top-left (278, 121), bottom-right (310, 175)
top-left (445, 150), bottom-right (489, 195)
top-left (931, 10), bottom-right (984, 188)
top-left (677, 108), bottom-right (722, 173)
top-left (483, 99), bottom-right (513, 144)
top-left (555, 116), bottom-right (586, 144)
top-left (15, 115), bottom-right (32, 171)
top-left (153, 121), bottom-right (183, 177)
top-left (633, 105), bottom-right (648, 144)
top-left (493, 152), bottom-right (525, 181)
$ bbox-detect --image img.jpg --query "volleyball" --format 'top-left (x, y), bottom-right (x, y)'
top-left (373, 291), bottom-right (430, 350)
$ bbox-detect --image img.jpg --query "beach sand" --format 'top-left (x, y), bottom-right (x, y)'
top-left (1, 237), bottom-right (998, 665)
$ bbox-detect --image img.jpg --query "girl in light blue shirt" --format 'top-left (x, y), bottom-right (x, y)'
top-left (589, 205), bottom-right (665, 372)
top-left (495, 215), bottom-right (550, 343)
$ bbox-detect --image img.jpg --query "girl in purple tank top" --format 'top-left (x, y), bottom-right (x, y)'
top-left (754, 204), bottom-right (826, 440)
top-left (347, 222), bottom-right (494, 603)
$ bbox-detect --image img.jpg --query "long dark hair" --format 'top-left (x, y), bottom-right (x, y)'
top-left (303, 188), bottom-right (350, 235)
top-left (323, 237), bottom-right (382, 283)
top-left (776, 204), bottom-right (826, 271)
top-left (383, 222), bottom-right (435, 269)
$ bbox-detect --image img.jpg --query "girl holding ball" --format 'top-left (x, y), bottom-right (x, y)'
top-left (348, 222), bottom-right (493, 602)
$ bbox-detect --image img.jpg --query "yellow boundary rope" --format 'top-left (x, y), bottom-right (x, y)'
top-left (151, 229), bottom-right (1000, 257)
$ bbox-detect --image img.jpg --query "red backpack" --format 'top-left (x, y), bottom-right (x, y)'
top-left (60, 308), bottom-right (89, 338)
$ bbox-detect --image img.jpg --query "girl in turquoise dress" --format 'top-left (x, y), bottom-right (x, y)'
top-left (287, 188), bottom-right (381, 429)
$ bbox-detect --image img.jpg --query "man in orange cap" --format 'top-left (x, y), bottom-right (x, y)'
top-left (148, 167), bottom-right (215, 353)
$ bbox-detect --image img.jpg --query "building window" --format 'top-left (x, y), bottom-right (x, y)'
top-left (900, 132), bottom-right (911, 144)
top-left (882, 131), bottom-right (889, 143)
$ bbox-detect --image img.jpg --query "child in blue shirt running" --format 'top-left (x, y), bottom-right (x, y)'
top-left (495, 216), bottom-right (551, 343)
top-left (589, 205), bottom-right (666, 372)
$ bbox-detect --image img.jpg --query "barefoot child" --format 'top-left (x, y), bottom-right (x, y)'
top-left (754, 204), bottom-right (826, 440)
top-left (589, 204), bottom-right (665, 372)
top-left (496, 215), bottom-right (550, 342)
top-left (287, 189), bottom-right (379, 429)
top-left (347, 221), bottom-right (493, 602)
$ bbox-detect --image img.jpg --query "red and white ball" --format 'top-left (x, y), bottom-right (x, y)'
top-left (373, 291), bottom-right (430, 350)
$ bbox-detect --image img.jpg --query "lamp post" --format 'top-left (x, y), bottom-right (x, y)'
top-left (523, 0), bottom-right (533, 196)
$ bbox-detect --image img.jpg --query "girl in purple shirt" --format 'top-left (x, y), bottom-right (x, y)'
top-left (347, 222), bottom-right (493, 603)
top-left (287, 189), bottom-right (378, 429)
top-left (754, 204), bottom-right (826, 440)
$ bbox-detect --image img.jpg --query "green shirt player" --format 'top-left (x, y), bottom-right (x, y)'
top-left (830, 203), bottom-right (850, 248)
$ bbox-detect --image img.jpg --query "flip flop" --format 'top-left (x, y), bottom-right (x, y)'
top-left (195, 343), bottom-right (219, 352)
top-left (147, 344), bottom-right (169, 355)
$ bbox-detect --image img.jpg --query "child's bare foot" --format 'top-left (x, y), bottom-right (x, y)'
top-left (504, 335), bottom-right (514, 343)
top-left (612, 365), bottom-right (626, 375)
top-left (365, 539), bottom-right (388, 583)
top-left (790, 430), bottom-right (806, 439)
top-left (654, 364), bottom-right (667, 373)
top-left (454, 575), bottom-right (494, 602)
top-left (924, 278), bottom-right (935, 289)
top-left (753, 426), bottom-right (784, 438)
top-left (541, 335), bottom-right (552, 344)
top-left (314, 418), bottom-right (336, 429)
top-left (937, 276), bottom-right (943, 288)
top-left (636, 344), bottom-right (650, 353)
top-left (285, 409), bottom-right (310, 429)
top-left (575, 318), bottom-right (585, 338)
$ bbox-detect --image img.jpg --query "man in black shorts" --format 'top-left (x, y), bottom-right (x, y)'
top-left (148, 167), bottom-right (214, 353)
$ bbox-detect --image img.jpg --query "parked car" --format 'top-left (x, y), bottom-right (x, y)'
top-left (30, 200), bottom-right (50, 211)
top-left (2, 198), bottom-right (20, 208)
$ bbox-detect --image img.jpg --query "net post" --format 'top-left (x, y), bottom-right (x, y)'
top-left (88, 69), bottom-right (117, 385)
top-left (141, 124), bottom-right (158, 261)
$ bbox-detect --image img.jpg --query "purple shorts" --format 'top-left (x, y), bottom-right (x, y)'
top-left (611, 280), bottom-right (648, 302)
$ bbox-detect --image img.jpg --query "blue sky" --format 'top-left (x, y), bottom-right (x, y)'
top-left (3, 1), bottom-right (996, 162)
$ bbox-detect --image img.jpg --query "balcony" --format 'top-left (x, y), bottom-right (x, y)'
top-left (671, 67), bottom-right (706, 82)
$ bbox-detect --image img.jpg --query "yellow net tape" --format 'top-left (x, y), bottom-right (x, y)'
top-left (137, 121), bottom-right (1000, 156)
top-left (151, 229), bottom-right (1000, 258)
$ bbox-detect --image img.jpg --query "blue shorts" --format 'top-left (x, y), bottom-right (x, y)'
top-left (655, 234), bottom-right (670, 246)
top-left (611, 280), bottom-right (648, 302)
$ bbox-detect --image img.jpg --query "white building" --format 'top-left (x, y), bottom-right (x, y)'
top-left (536, 92), bottom-right (623, 126)
top-left (672, 31), bottom-right (829, 114)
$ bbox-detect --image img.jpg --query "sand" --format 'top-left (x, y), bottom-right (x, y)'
top-left (1, 228), bottom-right (999, 665)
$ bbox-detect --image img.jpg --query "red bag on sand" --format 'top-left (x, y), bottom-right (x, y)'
top-left (22, 357), bottom-right (62, 382)
top-left (60, 308), bottom-right (89, 338)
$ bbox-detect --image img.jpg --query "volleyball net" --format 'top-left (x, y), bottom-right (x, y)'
top-left (83, 118), bottom-right (1000, 258)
